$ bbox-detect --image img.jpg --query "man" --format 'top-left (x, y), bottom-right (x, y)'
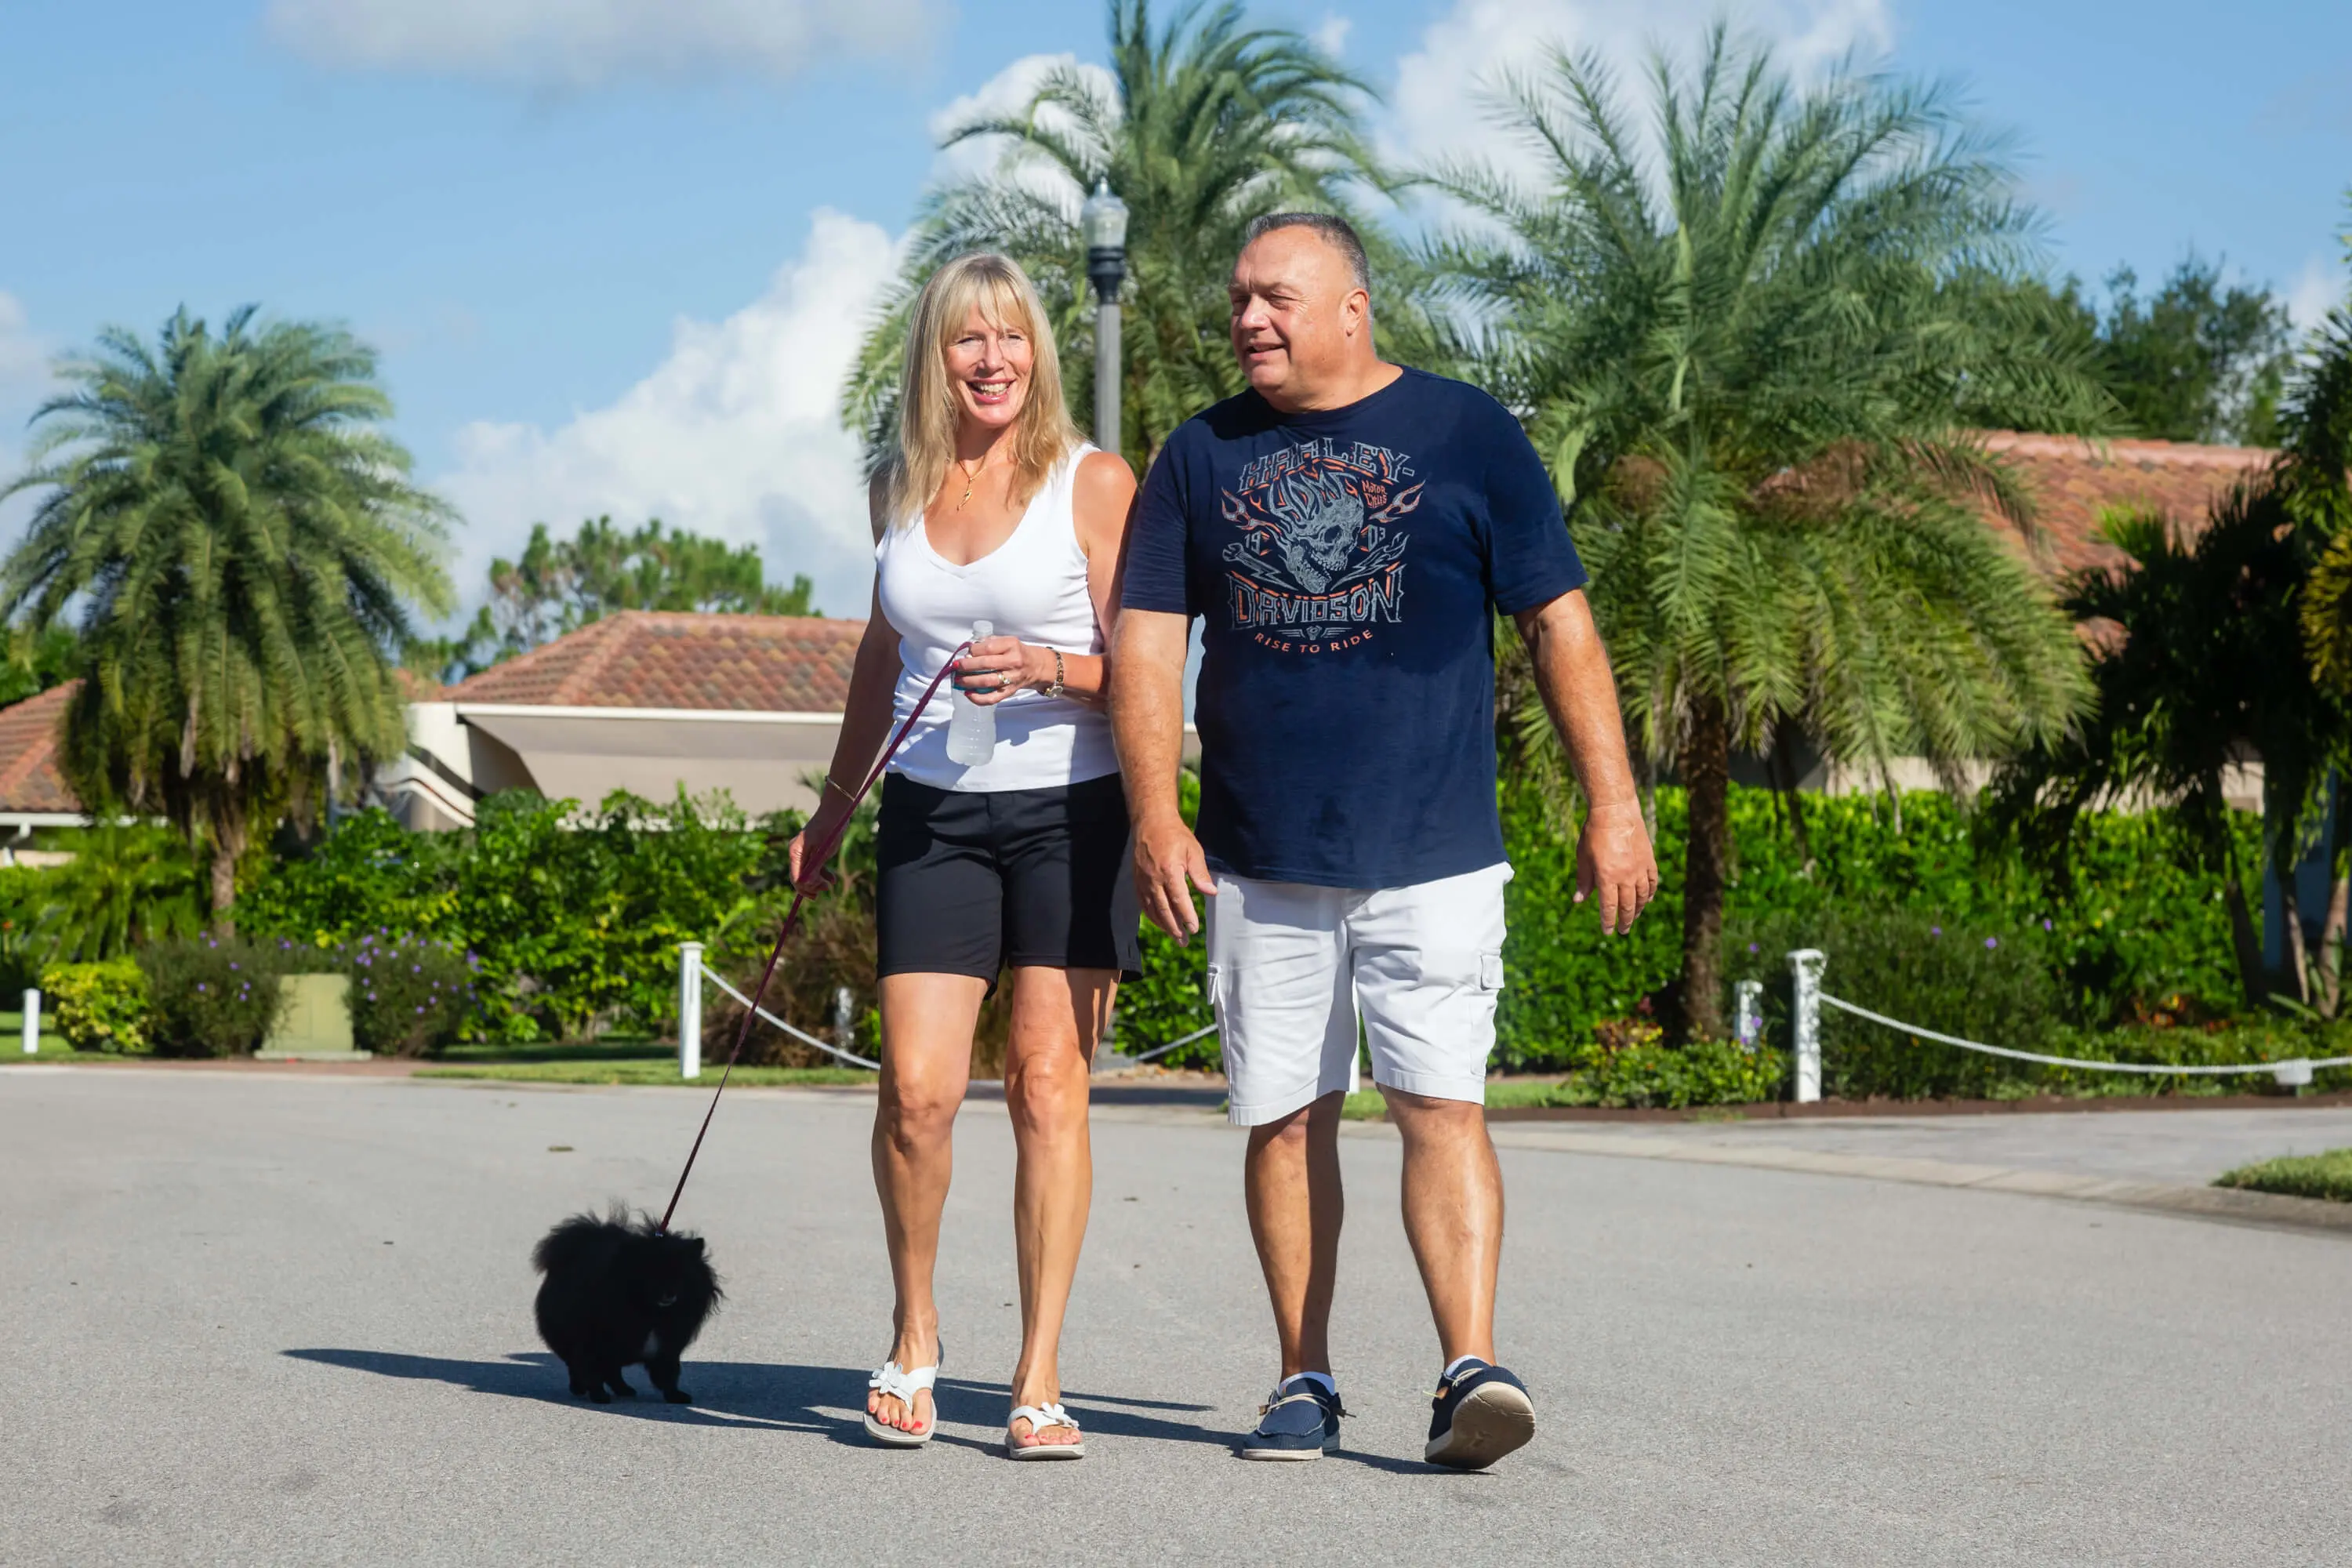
top-left (1110, 212), bottom-right (1658, 1469)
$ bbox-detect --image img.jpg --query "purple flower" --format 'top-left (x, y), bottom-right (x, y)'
top-left (1984, 936), bottom-right (1998, 949)
top-left (2042, 918), bottom-right (2053, 931)
top-left (1747, 942), bottom-right (1759, 953)
top-left (1930, 925), bottom-right (1942, 937)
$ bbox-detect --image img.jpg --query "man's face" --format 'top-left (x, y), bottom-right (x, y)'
top-left (1229, 228), bottom-right (1363, 408)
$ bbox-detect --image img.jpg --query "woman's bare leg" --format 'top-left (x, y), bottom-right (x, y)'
top-left (867, 971), bottom-right (988, 1436)
top-left (1002, 965), bottom-right (1115, 1448)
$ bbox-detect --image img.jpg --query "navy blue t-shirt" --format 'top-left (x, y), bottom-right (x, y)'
top-left (1121, 366), bottom-right (1587, 888)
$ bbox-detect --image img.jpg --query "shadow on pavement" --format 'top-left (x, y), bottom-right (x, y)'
top-left (283, 1348), bottom-right (1229, 1449)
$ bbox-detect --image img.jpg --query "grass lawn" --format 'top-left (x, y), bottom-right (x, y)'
top-left (0, 1011), bottom-right (68, 1058)
top-left (2214, 1148), bottom-right (2352, 1203)
top-left (434, 1036), bottom-right (673, 1065)
top-left (1340, 1080), bottom-right (1596, 1119)
top-left (416, 1060), bottom-right (877, 1088)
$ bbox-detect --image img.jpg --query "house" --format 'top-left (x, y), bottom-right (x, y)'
top-left (385, 611), bottom-right (863, 829)
top-left (0, 681), bottom-right (85, 863)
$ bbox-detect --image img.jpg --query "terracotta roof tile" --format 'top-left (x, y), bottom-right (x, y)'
top-left (0, 681), bottom-right (83, 814)
top-left (441, 611), bottom-right (866, 712)
top-left (1980, 431), bottom-right (2274, 579)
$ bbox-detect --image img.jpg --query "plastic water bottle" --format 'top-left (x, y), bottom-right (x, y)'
top-left (945, 619), bottom-right (997, 767)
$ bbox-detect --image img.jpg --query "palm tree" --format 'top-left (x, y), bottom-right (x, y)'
top-left (844, 0), bottom-right (1421, 471)
top-left (35, 822), bottom-right (205, 962)
top-left (1433, 31), bottom-right (2108, 1036)
top-left (0, 307), bottom-right (454, 925)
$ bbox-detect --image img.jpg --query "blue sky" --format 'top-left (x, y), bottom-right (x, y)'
top-left (2, 0), bottom-right (2349, 618)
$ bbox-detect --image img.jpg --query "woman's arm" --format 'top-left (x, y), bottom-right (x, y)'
top-left (955, 448), bottom-right (1138, 710)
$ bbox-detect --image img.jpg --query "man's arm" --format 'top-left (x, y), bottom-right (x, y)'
top-left (1109, 608), bottom-right (1215, 942)
top-left (1513, 589), bottom-right (1659, 935)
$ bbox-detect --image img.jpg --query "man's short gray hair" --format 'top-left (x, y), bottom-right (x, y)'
top-left (1243, 212), bottom-right (1370, 295)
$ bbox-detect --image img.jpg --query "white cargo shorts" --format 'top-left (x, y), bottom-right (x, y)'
top-left (1205, 862), bottom-right (1511, 1126)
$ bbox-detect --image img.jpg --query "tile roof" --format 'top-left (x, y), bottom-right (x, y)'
top-left (1980, 431), bottom-right (2274, 579)
top-left (0, 681), bottom-right (82, 814)
top-left (439, 611), bottom-right (867, 713)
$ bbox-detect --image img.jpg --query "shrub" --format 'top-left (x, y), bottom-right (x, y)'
top-left (42, 959), bottom-right (150, 1053)
top-left (1576, 1024), bottom-right (1785, 1108)
top-left (139, 938), bottom-right (288, 1058)
top-left (1726, 904), bottom-right (2062, 1098)
top-left (325, 932), bottom-right (477, 1057)
top-left (1114, 770), bottom-right (1218, 1067)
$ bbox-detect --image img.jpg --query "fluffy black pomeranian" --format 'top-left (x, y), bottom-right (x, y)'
top-left (532, 1207), bottom-right (722, 1404)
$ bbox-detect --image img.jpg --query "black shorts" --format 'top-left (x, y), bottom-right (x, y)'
top-left (875, 772), bottom-right (1142, 983)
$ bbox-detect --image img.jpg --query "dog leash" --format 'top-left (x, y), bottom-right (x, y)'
top-left (655, 641), bottom-right (974, 1235)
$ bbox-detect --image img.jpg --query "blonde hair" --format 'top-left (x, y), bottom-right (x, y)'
top-left (887, 252), bottom-right (1083, 525)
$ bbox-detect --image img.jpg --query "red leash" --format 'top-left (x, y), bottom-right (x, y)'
top-left (655, 642), bottom-right (973, 1235)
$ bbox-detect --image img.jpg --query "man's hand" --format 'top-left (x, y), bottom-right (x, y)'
top-left (1134, 811), bottom-right (1216, 944)
top-left (1574, 799), bottom-right (1658, 936)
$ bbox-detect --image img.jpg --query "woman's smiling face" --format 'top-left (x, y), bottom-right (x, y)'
top-left (945, 306), bottom-right (1034, 432)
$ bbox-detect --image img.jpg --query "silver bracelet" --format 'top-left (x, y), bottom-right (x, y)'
top-left (1047, 649), bottom-right (1065, 700)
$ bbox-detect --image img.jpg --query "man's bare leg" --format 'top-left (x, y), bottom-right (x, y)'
top-left (1381, 1087), bottom-right (1502, 1366)
top-left (1242, 1091), bottom-right (1345, 1380)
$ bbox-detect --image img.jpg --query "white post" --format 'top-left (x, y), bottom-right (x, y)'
top-left (1734, 979), bottom-right (1763, 1051)
top-left (1788, 949), bottom-right (1824, 1104)
top-left (21, 987), bottom-right (38, 1054)
top-left (678, 942), bottom-right (703, 1080)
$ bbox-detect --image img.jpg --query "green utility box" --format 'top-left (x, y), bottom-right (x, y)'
top-left (260, 973), bottom-right (368, 1060)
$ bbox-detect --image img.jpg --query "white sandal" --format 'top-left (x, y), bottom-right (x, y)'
top-left (865, 1349), bottom-right (942, 1447)
top-left (1005, 1401), bottom-right (1086, 1460)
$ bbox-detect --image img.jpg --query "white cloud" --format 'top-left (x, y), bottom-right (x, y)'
top-left (433, 211), bottom-right (899, 619)
top-left (267, 0), bottom-right (936, 89)
top-left (2288, 252), bottom-right (2345, 332)
top-left (1388, 0), bottom-right (1893, 177)
top-left (925, 51), bottom-right (1114, 199)
top-left (0, 292), bottom-right (55, 539)
top-left (1314, 14), bottom-right (1353, 56)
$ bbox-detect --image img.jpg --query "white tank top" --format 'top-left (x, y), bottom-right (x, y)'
top-left (875, 445), bottom-right (1118, 792)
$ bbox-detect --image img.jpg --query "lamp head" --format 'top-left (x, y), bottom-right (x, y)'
top-left (1080, 180), bottom-right (1129, 253)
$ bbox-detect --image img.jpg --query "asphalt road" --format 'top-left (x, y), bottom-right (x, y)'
top-left (5, 1067), bottom-right (2351, 1566)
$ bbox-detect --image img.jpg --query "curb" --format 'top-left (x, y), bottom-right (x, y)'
top-left (1450, 1123), bottom-right (2352, 1236)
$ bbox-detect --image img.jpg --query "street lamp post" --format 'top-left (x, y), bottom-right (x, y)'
top-left (1080, 179), bottom-right (1128, 453)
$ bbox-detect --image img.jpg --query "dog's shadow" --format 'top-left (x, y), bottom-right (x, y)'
top-left (281, 1349), bottom-right (1228, 1450)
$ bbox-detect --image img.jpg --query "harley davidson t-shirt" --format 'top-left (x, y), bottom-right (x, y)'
top-left (1121, 365), bottom-right (1588, 889)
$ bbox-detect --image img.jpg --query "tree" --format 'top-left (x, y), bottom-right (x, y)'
top-left (844, 0), bottom-right (1417, 473)
top-left (0, 624), bottom-right (82, 710)
top-left (1963, 260), bottom-right (2293, 445)
top-left (412, 516), bottom-right (818, 681)
top-left (1435, 31), bottom-right (2106, 1036)
top-left (35, 822), bottom-right (205, 962)
top-left (0, 307), bottom-right (454, 924)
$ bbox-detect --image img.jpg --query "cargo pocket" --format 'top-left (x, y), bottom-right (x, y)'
top-left (1205, 963), bottom-right (1225, 1018)
top-left (1479, 952), bottom-right (1506, 992)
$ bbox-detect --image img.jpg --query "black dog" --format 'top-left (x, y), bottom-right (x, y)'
top-left (532, 1207), bottom-right (722, 1404)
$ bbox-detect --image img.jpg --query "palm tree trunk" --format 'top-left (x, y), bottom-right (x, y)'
top-left (2318, 870), bottom-right (2347, 1018)
top-left (1679, 695), bottom-right (1731, 1041)
top-left (2221, 843), bottom-right (2264, 1007)
top-left (205, 800), bottom-right (245, 937)
top-left (209, 844), bottom-right (236, 935)
top-left (1771, 725), bottom-right (1814, 869)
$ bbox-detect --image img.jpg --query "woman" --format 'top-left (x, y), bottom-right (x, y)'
top-left (790, 252), bottom-right (1138, 1459)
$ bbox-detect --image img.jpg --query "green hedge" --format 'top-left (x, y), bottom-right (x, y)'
top-left (1118, 777), bottom-right (2263, 1076)
top-left (235, 775), bottom-right (2270, 1090)
top-left (241, 790), bottom-right (763, 1044)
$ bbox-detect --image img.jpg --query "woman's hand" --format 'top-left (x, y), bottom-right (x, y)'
top-left (954, 634), bottom-right (1049, 706)
top-left (786, 804), bottom-right (850, 895)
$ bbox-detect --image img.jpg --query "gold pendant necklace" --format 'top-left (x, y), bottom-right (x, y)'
top-left (955, 456), bottom-right (986, 510)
